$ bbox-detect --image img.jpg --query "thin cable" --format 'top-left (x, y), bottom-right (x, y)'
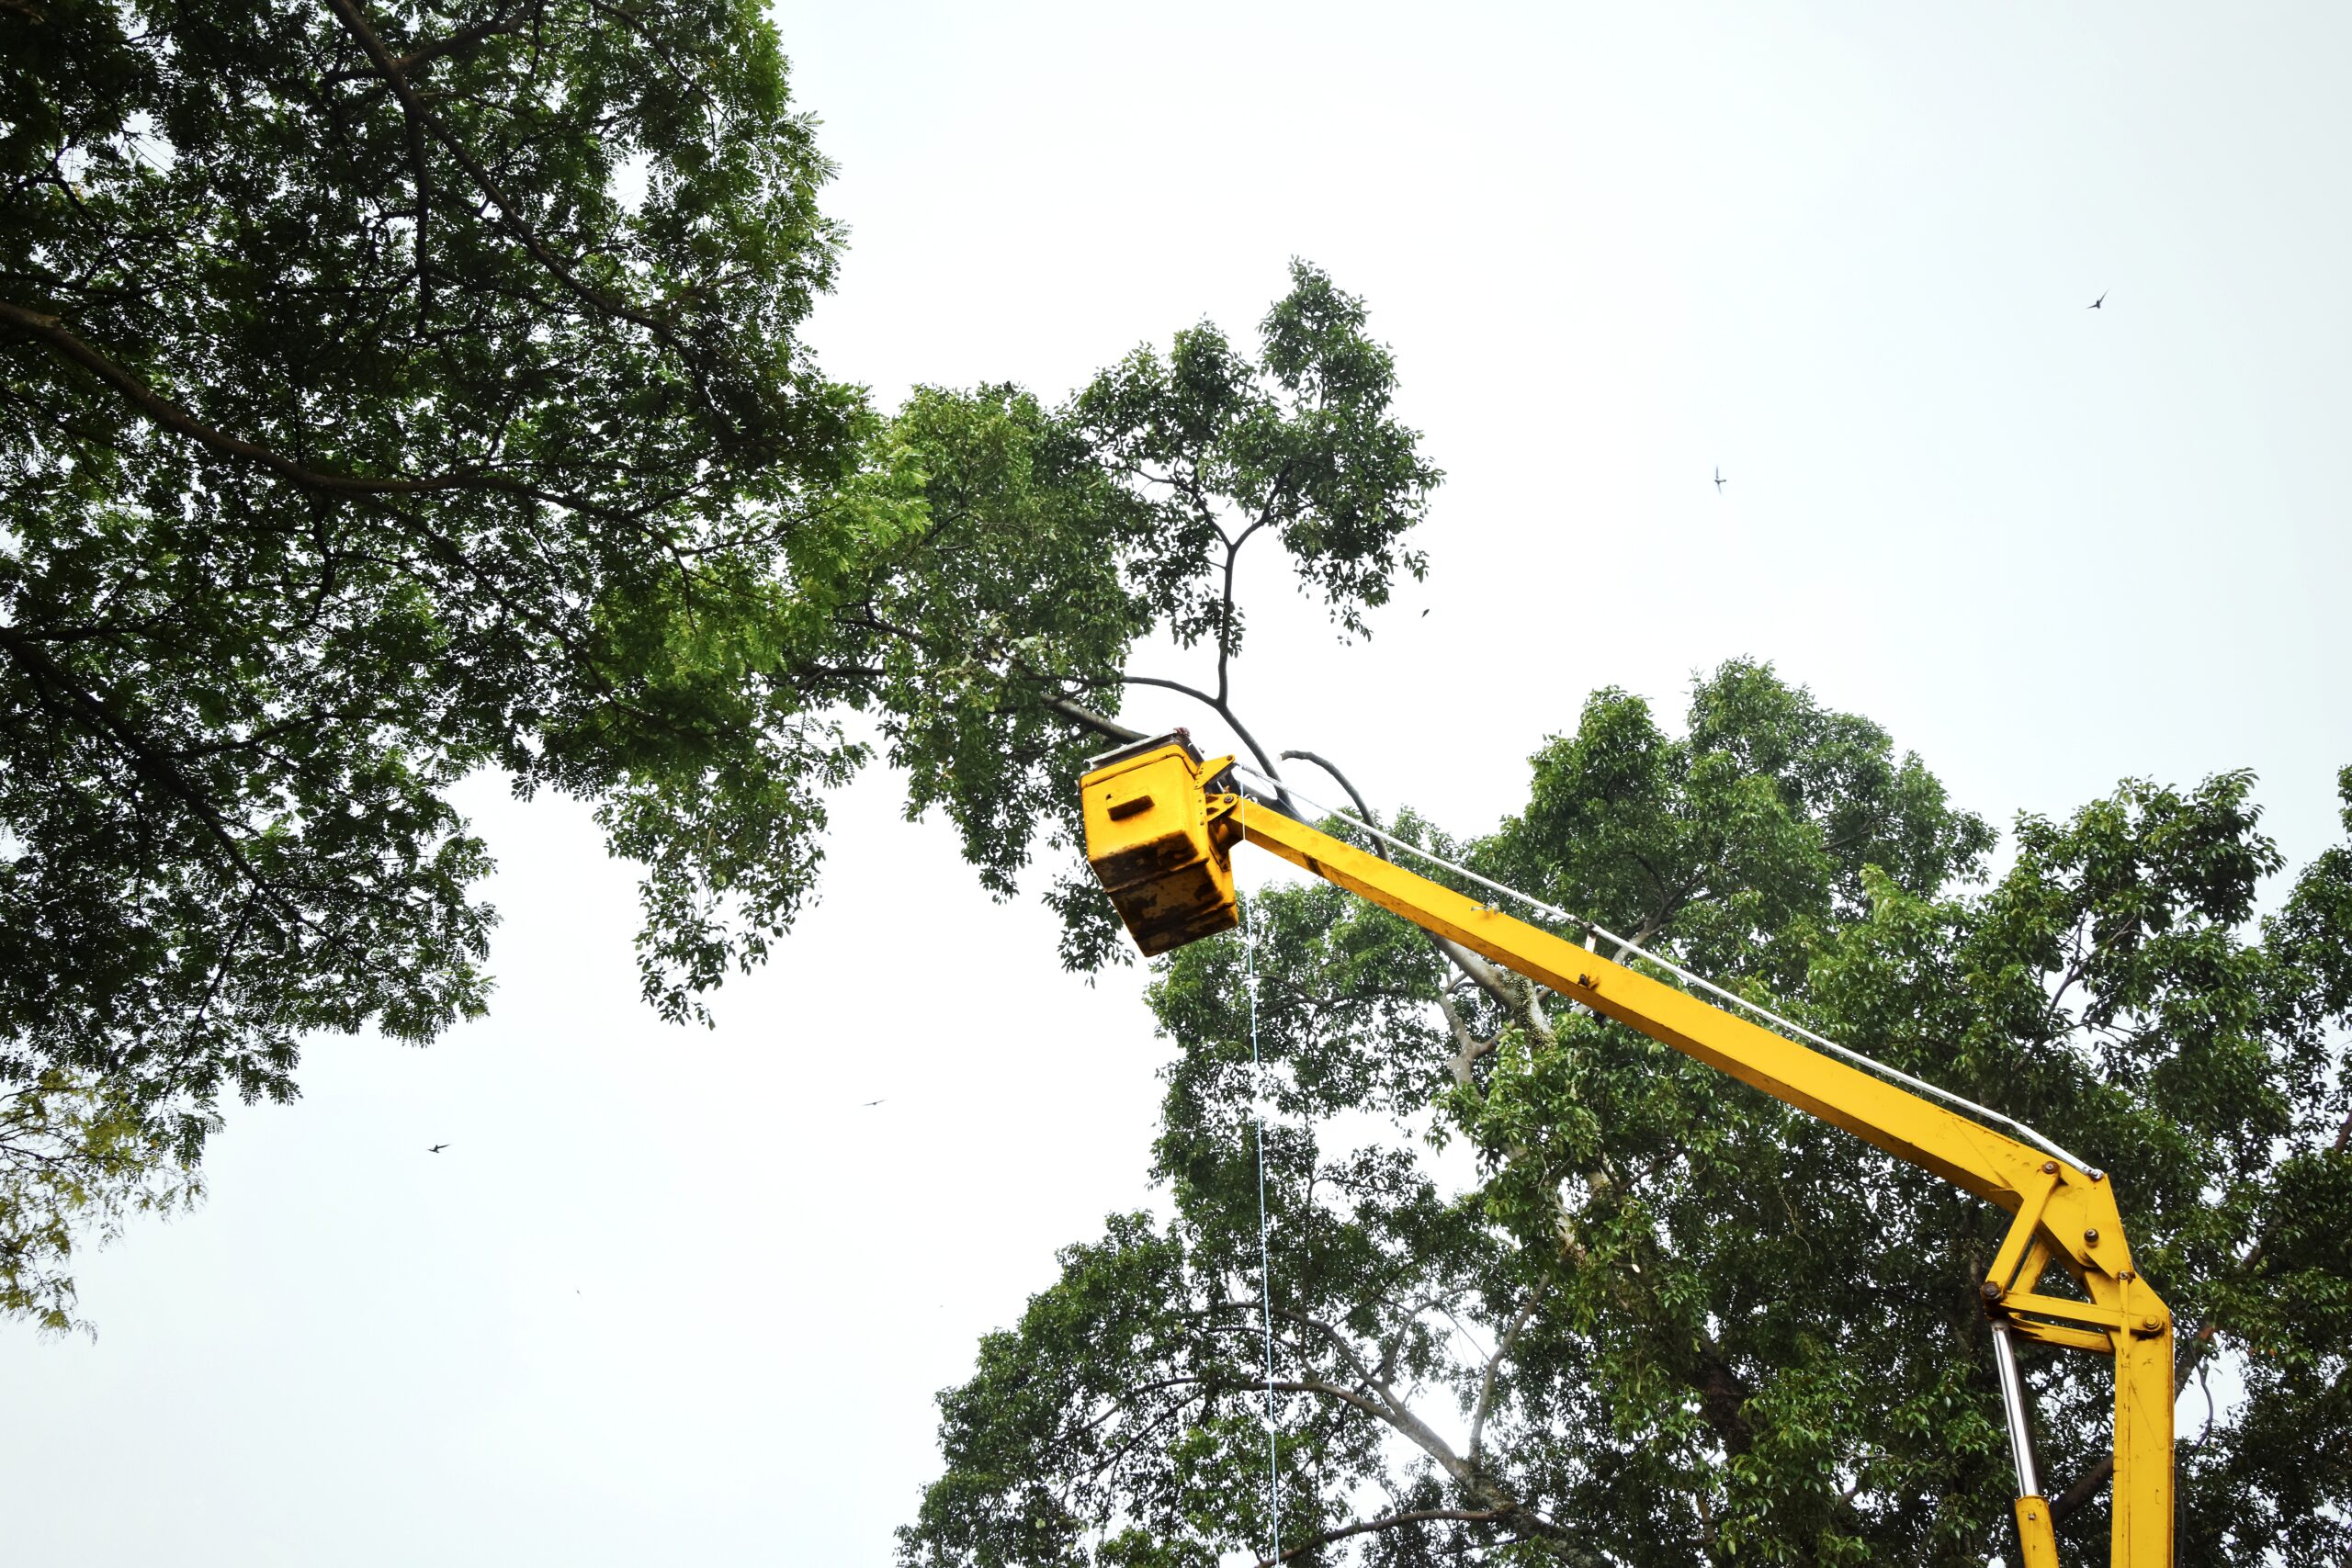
top-left (1230, 762), bottom-right (2102, 1179)
top-left (1239, 892), bottom-right (1281, 1563)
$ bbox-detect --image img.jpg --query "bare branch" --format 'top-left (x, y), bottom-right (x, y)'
top-left (1040, 693), bottom-right (1143, 746)
top-left (1066, 672), bottom-right (1294, 810)
top-left (1213, 513), bottom-right (1266, 705)
top-left (1611, 910), bottom-right (1664, 963)
top-left (1436, 987), bottom-right (1496, 1089)
top-left (1470, 1285), bottom-right (1548, 1470)
top-left (1262, 1305), bottom-right (1570, 1545)
top-left (1253, 1507), bottom-right (1508, 1567)
top-left (318, 10), bottom-right (528, 85)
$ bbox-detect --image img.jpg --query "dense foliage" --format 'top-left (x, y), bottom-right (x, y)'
top-left (0, 2), bottom-right (1435, 1327)
top-left (903, 664), bottom-right (2352, 1566)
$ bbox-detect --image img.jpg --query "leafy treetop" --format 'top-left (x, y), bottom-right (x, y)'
top-left (0, 0), bottom-right (1437, 1328)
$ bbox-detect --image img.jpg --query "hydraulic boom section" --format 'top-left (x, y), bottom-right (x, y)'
top-left (1080, 735), bottom-right (2175, 1568)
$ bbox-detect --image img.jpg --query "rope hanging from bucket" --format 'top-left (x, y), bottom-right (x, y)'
top-left (1239, 891), bottom-right (1281, 1564)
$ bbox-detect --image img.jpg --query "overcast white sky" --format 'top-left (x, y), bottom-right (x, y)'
top-left (6, 5), bottom-right (2347, 1563)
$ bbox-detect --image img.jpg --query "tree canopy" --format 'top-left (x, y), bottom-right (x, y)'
top-left (0, 1), bottom-right (1436, 1328)
top-left (900, 663), bottom-right (2352, 1567)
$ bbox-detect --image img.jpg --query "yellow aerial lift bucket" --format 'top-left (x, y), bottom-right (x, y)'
top-left (1079, 734), bottom-right (1242, 954)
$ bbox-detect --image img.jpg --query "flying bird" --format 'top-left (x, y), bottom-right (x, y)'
top-left (862, 1098), bottom-right (886, 1107)
top-left (1714, 468), bottom-right (1726, 493)
top-left (428, 1143), bottom-right (449, 1154)
top-left (2088, 291), bottom-right (2107, 310)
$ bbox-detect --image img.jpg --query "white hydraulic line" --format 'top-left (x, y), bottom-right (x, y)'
top-left (1230, 762), bottom-right (2103, 1179)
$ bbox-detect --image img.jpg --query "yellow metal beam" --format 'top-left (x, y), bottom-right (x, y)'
top-left (2009, 1318), bottom-right (2120, 1357)
top-left (1235, 799), bottom-right (2177, 1568)
top-left (1986, 1167), bottom-right (2062, 1295)
top-left (2017, 1497), bottom-right (2064, 1568)
top-left (1244, 801), bottom-right (2077, 1213)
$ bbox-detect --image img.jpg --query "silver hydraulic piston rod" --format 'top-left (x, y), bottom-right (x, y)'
top-left (1991, 1319), bottom-right (2041, 1497)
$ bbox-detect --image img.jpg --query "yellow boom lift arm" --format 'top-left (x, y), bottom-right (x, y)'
top-left (1079, 735), bottom-right (2173, 1568)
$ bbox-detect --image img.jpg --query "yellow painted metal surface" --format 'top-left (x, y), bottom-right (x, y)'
top-left (2110, 1321), bottom-right (2177, 1568)
top-left (1074, 749), bottom-right (2176, 1566)
top-left (1079, 740), bottom-right (1239, 955)
top-left (2016, 1496), bottom-right (2064, 1568)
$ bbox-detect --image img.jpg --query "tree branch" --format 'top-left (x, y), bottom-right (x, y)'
top-left (1065, 672), bottom-right (1295, 812)
top-left (315, 2), bottom-right (447, 313)
top-left (318, 10), bottom-right (527, 85)
top-left (1254, 1507), bottom-right (1508, 1567)
top-left (321, 0), bottom-right (717, 421)
top-left (1277, 747), bottom-right (1386, 854)
top-left (1470, 1285), bottom-right (1547, 1470)
top-left (0, 628), bottom-right (315, 940)
top-left (2, 299), bottom-right (722, 551)
top-left (1039, 694), bottom-right (1143, 746)
top-left (0, 299), bottom-right (471, 495)
top-left (1435, 987), bottom-right (1497, 1088)
top-left (1261, 1304), bottom-right (1568, 1546)
top-left (1214, 512), bottom-right (1272, 705)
